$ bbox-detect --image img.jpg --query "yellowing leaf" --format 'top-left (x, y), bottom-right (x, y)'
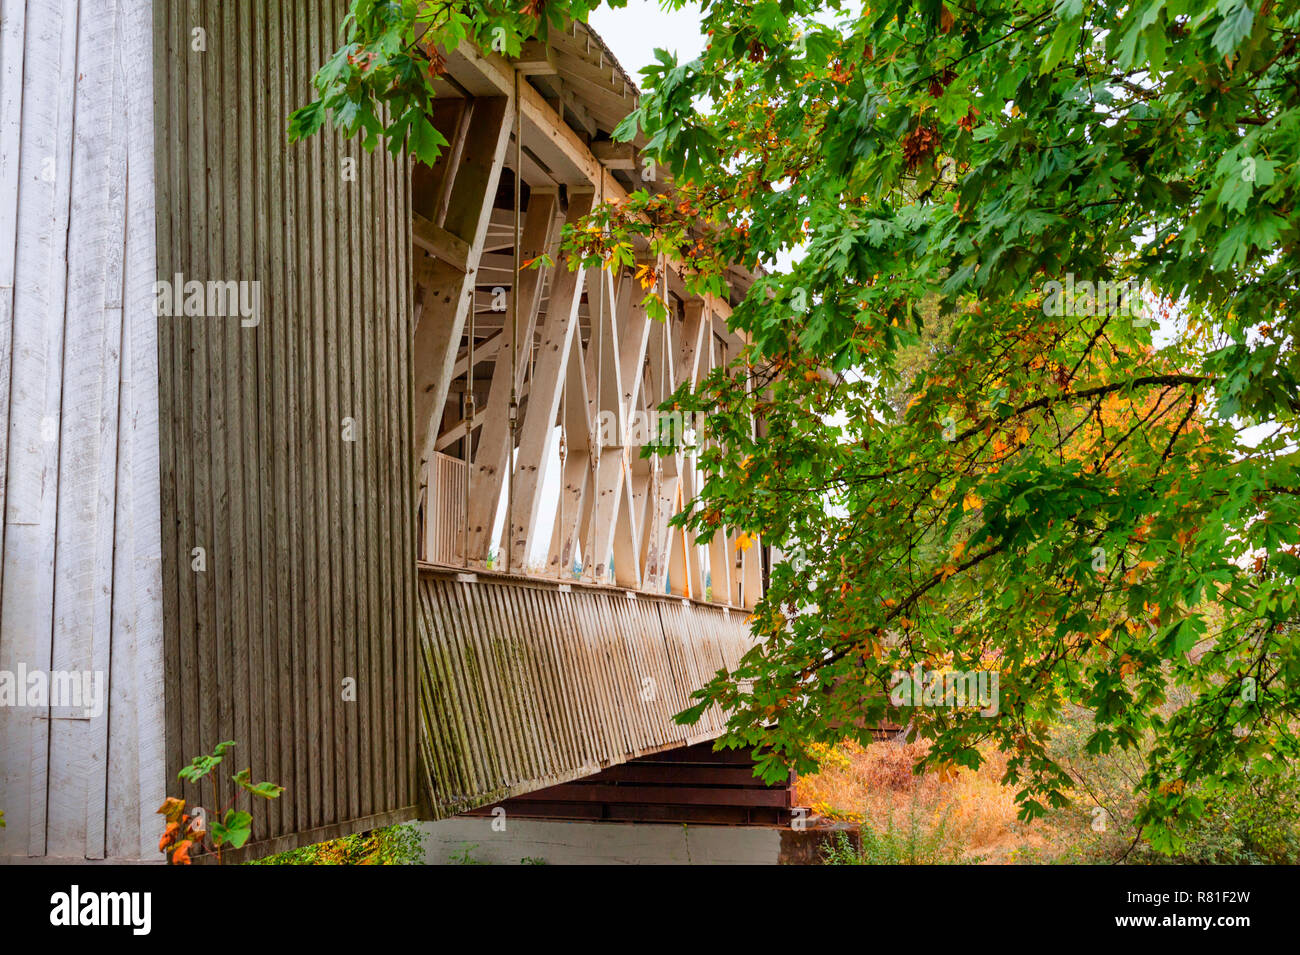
top-left (156, 797), bottom-right (186, 824)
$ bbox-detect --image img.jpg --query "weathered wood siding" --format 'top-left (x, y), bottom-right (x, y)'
top-left (153, 0), bottom-right (417, 855)
top-left (424, 451), bottom-right (466, 565)
top-left (417, 566), bottom-right (754, 816)
top-left (0, 0), bottom-right (164, 861)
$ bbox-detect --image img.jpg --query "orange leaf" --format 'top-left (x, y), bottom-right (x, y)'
top-left (158, 821), bottom-right (179, 852)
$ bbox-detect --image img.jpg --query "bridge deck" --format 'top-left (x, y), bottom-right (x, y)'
top-left (417, 564), bottom-right (754, 816)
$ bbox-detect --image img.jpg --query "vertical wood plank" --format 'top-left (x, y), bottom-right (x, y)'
top-left (108, 0), bottom-right (166, 861)
top-left (0, 0), bottom-right (79, 857)
top-left (150, 0), bottom-right (417, 855)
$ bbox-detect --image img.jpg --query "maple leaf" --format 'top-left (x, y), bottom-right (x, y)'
top-left (158, 821), bottom-right (179, 853)
top-left (156, 797), bottom-right (185, 824)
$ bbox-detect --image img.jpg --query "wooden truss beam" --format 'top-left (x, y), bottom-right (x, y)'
top-left (412, 44), bottom-right (766, 605)
top-left (547, 324), bottom-right (594, 576)
top-left (465, 191), bottom-right (559, 560)
top-left (511, 40), bottom-right (558, 76)
top-left (412, 212), bottom-right (470, 272)
top-left (413, 97), bottom-right (512, 480)
top-left (506, 193), bottom-right (594, 570)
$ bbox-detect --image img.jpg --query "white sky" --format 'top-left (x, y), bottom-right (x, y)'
top-left (588, 1), bottom-right (707, 79)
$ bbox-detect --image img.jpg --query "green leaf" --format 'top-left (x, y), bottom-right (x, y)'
top-left (1212, 1), bottom-right (1254, 57)
top-left (612, 111), bottom-right (640, 143)
top-left (211, 809), bottom-right (254, 849)
top-left (233, 767), bottom-right (285, 799)
top-left (408, 113), bottom-right (450, 167)
top-left (286, 100), bottom-right (326, 142)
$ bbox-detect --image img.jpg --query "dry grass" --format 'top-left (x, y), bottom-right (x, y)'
top-left (796, 737), bottom-right (1056, 862)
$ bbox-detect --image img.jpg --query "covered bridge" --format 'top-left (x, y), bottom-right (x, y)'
top-left (0, 0), bottom-right (775, 862)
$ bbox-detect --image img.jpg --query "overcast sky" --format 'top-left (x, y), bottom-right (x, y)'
top-left (588, 1), bottom-right (707, 81)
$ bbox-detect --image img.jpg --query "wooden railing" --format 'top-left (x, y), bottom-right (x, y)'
top-left (420, 444), bottom-right (766, 608)
top-left (422, 451), bottom-right (466, 564)
top-left (416, 563), bottom-right (756, 816)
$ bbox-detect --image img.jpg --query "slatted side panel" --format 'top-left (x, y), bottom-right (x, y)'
top-left (153, 0), bottom-right (417, 857)
top-left (417, 569), bottom-right (754, 816)
top-left (0, 0), bottom-right (165, 862)
top-left (423, 451), bottom-right (466, 563)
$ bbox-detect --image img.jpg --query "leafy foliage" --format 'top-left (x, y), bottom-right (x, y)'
top-left (287, 0), bottom-right (623, 166)
top-left (624, 0), bottom-right (1300, 857)
top-left (250, 823), bottom-right (425, 865)
top-left (159, 742), bottom-right (283, 864)
top-left (1046, 701), bottom-right (1300, 864)
top-left (298, 0), bottom-right (1300, 854)
top-left (821, 806), bottom-right (972, 865)
top-left (450, 843), bottom-right (485, 865)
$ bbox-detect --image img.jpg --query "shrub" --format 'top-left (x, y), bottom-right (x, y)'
top-left (250, 823), bottom-right (424, 865)
top-left (821, 802), bottom-right (972, 865)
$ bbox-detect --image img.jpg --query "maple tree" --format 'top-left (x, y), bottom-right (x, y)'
top-left (293, 0), bottom-right (1300, 853)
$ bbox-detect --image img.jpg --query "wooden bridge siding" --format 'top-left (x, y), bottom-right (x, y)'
top-left (417, 566), bottom-right (754, 816)
top-left (0, 0), bottom-right (164, 862)
top-left (153, 0), bottom-right (417, 854)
